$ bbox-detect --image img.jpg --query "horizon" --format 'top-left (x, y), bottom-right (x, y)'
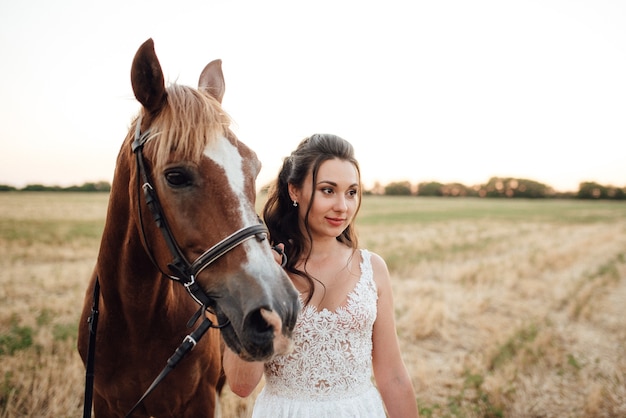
top-left (2, 174), bottom-right (620, 194)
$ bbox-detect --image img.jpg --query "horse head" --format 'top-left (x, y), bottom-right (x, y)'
top-left (129, 38), bottom-right (299, 361)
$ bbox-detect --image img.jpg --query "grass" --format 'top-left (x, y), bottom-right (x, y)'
top-left (1, 192), bottom-right (625, 417)
top-left (357, 195), bottom-right (626, 224)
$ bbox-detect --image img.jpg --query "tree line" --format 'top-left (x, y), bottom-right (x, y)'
top-left (374, 177), bottom-right (625, 200)
top-left (0, 181), bottom-right (111, 192)
top-left (1, 177), bottom-right (624, 200)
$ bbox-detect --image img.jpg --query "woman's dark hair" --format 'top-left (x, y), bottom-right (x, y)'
top-left (262, 133), bottom-right (361, 305)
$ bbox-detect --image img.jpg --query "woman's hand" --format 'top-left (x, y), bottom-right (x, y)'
top-left (222, 347), bottom-right (265, 397)
top-left (271, 243), bottom-right (286, 267)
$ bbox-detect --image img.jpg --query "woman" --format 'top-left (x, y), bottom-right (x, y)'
top-left (223, 134), bottom-right (419, 417)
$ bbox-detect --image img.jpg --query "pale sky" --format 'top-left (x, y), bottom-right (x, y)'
top-left (1, 0), bottom-right (625, 192)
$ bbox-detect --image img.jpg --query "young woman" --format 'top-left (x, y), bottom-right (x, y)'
top-left (223, 134), bottom-right (419, 417)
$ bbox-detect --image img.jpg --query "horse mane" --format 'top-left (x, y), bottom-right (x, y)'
top-left (132, 83), bottom-right (232, 169)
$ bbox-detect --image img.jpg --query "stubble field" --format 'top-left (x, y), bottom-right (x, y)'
top-left (0, 192), bottom-right (625, 417)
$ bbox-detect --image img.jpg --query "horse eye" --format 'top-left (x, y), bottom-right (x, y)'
top-left (164, 170), bottom-right (192, 188)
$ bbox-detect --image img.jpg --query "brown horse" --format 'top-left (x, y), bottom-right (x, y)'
top-left (77, 39), bottom-right (299, 417)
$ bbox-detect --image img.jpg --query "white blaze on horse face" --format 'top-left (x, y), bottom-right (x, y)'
top-left (203, 136), bottom-right (281, 283)
top-left (203, 136), bottom-right (256, 224)
top-left (205, 136), bottom-right (288, 343)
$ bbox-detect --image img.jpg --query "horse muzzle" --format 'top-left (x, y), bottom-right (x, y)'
top-left (213, 284), bottom-right (300, 362)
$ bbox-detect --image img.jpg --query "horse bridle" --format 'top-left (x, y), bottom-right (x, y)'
top-left (131, 115), bottom-right (269, 312)
top-left (83, 115), bottom-right (282, 418)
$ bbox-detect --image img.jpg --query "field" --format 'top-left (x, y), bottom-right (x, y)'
top-left (1, 192), bottom-right (625, 417)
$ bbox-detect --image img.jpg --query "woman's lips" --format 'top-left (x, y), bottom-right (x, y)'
top-left (326, 217), bottom-right (345, 227)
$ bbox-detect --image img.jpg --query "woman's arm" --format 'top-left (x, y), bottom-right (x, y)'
top-left (222, 347), bottom-right (265, 397)
top-left (222, 243), bottom-right (286, 397)
top-left (370, 252), bottom-right (420, 418)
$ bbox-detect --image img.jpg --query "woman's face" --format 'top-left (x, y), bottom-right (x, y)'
top-left (290, 158), bottom-right (360, 241)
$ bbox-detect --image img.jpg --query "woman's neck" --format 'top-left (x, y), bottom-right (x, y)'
top-left (304, 238), bottom-right (351, 263)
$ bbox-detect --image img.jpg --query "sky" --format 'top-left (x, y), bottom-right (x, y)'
top-left (1, 0), bottom-right (625, 192)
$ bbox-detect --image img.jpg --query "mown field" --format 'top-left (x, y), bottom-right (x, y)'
top-left (0, 192), bottom-right (625, 417)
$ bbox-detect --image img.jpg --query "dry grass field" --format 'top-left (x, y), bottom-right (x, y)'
top-left (0, 192), bottom-right (625, 417)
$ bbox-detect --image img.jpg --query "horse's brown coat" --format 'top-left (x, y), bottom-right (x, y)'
top-left (78, 39), bottom-right (298, 417)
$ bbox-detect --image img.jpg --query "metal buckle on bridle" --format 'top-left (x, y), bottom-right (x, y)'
top-left (183, 334), bottom-right (198, 348)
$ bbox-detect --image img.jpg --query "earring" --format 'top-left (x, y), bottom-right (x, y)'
top-left (292, 200), bottom-right (298, 207)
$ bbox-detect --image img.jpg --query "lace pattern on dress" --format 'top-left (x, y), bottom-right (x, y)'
top-left (263, 249), bottom-right (378, 400)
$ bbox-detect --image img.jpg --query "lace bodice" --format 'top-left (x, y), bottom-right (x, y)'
top-left (263, 249), bottom-right (378, 400)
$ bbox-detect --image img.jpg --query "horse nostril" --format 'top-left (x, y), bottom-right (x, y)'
top-left (241, 307), bottom-right (293, 359)
top-left (246, 308), bottom-right (273, 335)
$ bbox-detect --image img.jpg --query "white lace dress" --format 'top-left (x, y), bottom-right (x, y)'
top-left (252, 249), bottom-right (386, 418)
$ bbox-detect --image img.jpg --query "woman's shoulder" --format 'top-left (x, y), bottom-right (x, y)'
top-left (358, 249), bottom-right (388, 270)
top-left (358, 249), bottom-right (391, 292)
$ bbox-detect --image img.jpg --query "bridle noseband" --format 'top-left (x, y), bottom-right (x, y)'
top-left (131, 115), bottom-right (269, 313)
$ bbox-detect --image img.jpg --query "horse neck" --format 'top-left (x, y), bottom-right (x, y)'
top-left (97, 150), bottom-right (183, 325)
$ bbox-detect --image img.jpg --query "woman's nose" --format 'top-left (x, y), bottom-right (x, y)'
top-left (334, 195), bottom-right (348, 211)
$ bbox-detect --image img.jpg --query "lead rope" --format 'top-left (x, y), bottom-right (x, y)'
top-left (82, 277), bottom-right (100, 418)
top-left (124, 315), bottom-right (214, 418)
top-left (83, 245), bottom-right (287, 417)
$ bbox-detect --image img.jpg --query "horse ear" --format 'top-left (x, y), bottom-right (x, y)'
top-left (131, 38), bottom-right (167, 114)
top-left (198, 59), bottom-right (225, 104)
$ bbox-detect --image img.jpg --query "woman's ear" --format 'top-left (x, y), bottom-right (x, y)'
top-left (288, 183), bottom-right (299, 202)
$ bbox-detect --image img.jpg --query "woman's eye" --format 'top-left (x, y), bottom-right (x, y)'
top-left (165, 170), bottom-right (192, 187)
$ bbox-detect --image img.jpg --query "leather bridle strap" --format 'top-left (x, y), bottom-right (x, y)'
top-left (124, 317), bottom-right (213, 418)
top-left (131, 116), bottom-right (268, 309)
top-left (132, 122), bottom-right (190, 280)
top-left (179, 223), bottom-right (268, 308)
top-left (190, 223), bottom-right (267, 276)
top-left (82, 277), bottom-right (100, 418)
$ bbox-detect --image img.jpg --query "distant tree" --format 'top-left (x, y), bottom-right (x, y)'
top-left (17, 182), bottom-right (111, 192)
top-left (95, 181), bottom-right (112, 192)
top-left (577, 182), bottom-right (625, 200)
top-left (22, 184), bottom-right (46, 191)
top-left (608, 187), bottom-right (626, 200)
top-left (0, 184), bottom-right (17, 191)
top-left (440, 182), bottom-right (477, 197)
top-left (417, 181), bottom-right (478, 197)
top-left (416, 181), bottom-right (444, 196)
top-left (578, 182), bottom-right (607, 199)
top-left (384, 181), bottom-right (412, 196)
top-left (477, 177), bottom-right (553, 198)
top-left (21, 184), bottom-right (62, 191)
top-left (69, 181), bottom-right (111, 192)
